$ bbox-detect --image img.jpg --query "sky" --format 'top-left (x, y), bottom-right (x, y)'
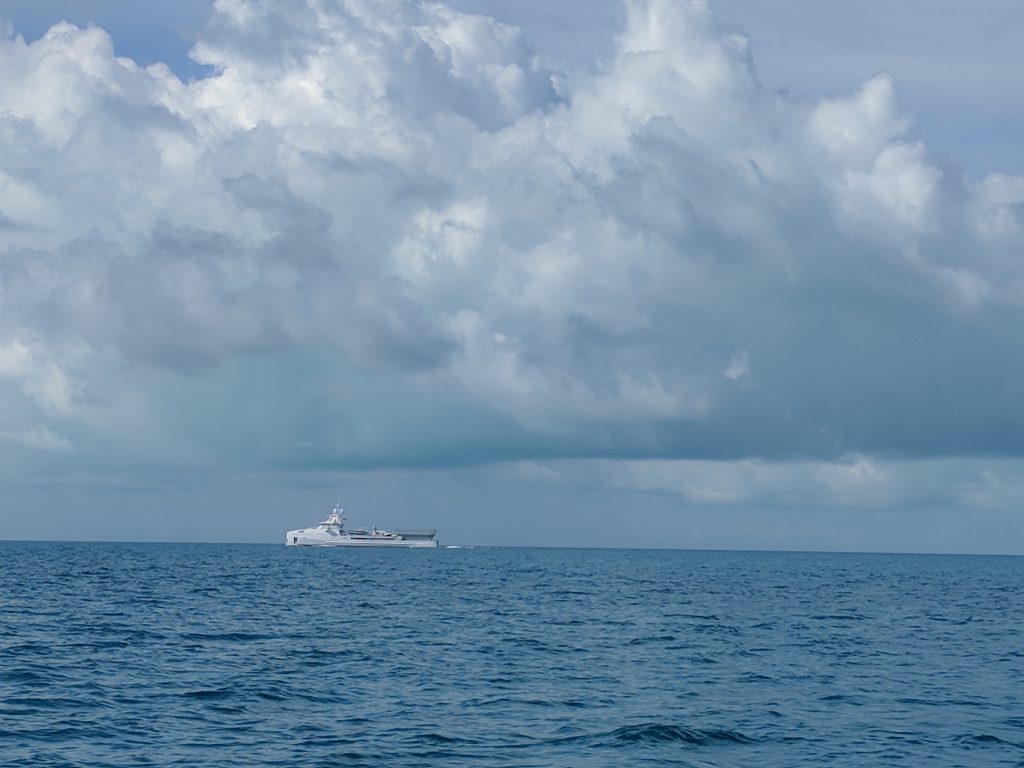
top-left (0, 0), bottom-right (1023, 552)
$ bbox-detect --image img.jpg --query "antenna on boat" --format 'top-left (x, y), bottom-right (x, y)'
top-left (329, 499), bottom-right (345, 531)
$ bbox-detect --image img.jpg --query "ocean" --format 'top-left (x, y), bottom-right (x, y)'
top-left (1, 543), bottom-right (1022, 767)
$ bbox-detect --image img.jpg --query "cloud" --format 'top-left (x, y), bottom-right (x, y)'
top-left (499, 453), bottom-right (1024, 527)
top-left (722, 350), bottom-right (749, 381)
top-left (0, 0), bottom-right (1022, 479)
top-left (1, 424), bottom-right (74, 452)
top-left (0, 338), bottom-right (76, 414)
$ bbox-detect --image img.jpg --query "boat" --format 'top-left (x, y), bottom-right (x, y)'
top-left (285, 502), bottom-right (438, 547)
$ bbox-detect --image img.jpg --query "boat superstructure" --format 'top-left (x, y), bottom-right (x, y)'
top-left (285, 503), bottom-right (438, 548)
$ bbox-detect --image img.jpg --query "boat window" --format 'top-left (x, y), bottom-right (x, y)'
top-left (293, 537), bottom-right (298, 544)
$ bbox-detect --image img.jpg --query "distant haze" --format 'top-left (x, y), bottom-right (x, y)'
top-left (1, 0), bottom-right (1023, 553)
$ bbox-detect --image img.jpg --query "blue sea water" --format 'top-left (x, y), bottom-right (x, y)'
top-left (1, 543), bottom-right (1022, 767)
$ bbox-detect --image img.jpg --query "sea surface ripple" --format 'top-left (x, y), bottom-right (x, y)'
top-left (1, 544), bottom-right (1022, 767)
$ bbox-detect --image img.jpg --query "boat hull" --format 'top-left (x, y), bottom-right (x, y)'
top-left (285, 529), bottom-right (438, 547)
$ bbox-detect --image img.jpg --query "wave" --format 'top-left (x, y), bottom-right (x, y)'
top-left (179, 631), bottom-right (270, 642)
top-left (183, 687), bottom-right (235, 700)
top-left (605, 723), bottom-right (756, 746)
top-left (957, 733), bottom-right (1024, 749)
top-left (544, 723), bottom-right (756, 748)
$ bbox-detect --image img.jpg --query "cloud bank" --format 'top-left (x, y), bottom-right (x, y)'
top-left (1, 0), bottom-right (1023, 478)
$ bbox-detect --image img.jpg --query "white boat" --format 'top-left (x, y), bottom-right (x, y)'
top-left (285, 503), bottom-right (438, 548)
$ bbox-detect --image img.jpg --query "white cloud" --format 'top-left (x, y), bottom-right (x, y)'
top-left (589, 455), bottom-right (895, 507)
top-left (971, 173), bottom-right (1024, 239)
top-left (0, 338), bottom-right (76, 414)
top-left (521, 454), bottom-right (1024, 517)
top-left (1, 424), bottom-right (74, 452)
top-left (0, 339), bottom-right (30, 377)
top-left (0, 0), bottom-right (1022, 478)
top-left (809, 74), bottom-right (908, 167)
top-left (723, 350), bottom-right (749, 380)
